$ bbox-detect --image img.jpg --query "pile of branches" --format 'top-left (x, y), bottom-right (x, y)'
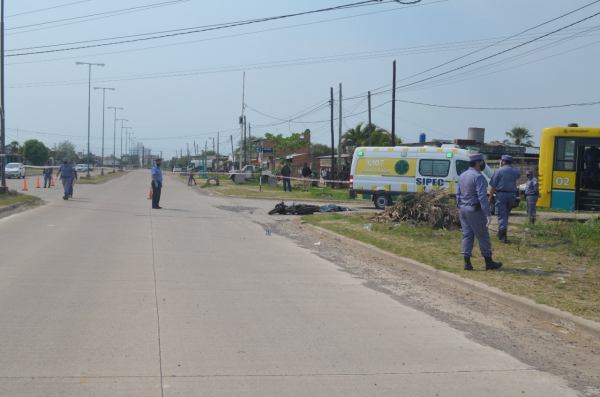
top-left (372, 189), bottom-right (460, 230)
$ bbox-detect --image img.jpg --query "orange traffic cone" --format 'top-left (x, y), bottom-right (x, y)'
top-left (22, 177), bottom-right (28, 191)
top-left (148, 189), bottom-right (153, 200)
top-left (51, 176), bottom-right (55, 186)
top-left (36, 177), bottom-right (41, 188)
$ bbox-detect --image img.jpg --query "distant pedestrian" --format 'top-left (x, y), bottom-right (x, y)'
top-left (281, 162), bottom-right (292, 192)
top-left (188, 168), bottom-right (196, 186)
top-left (301, 162), bottom-right (312, 192)
top-left (43, 160), bottom-right (53, 188)
top-left (151, 158), bottom-right (163, 209)
top-left (457, 154), bottom-right (502, 271)
top-left (489, 155), bottom-right (521, 244)
top-left (524, 170), bottom-right (539, 224)
top-left (69, 159), bottom-right (77, 198)
top-left (55, 158), bottom-right (74, 200)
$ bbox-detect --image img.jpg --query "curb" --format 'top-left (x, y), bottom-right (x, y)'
top-left (0, 198), bottom-right (43, 215)
top-left (308, 224), bottom-right (600, 342)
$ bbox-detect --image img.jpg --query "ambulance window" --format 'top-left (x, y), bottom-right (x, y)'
top-left (456, 160), bottom-right (469, 176)
top-left (555, 138), bottom-right (575, 171)
top-left (419, 160), bottom-right (450, 177)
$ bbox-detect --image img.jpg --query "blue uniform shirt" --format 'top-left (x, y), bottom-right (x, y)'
top-left (489, 165), bottom-right (521, 192)
top-left (44, 166), bottom-right (53, 175)
top-left (151, 166), bottom-right (163, 182)
top-left (59, 164), bottom-right (74, 178)
top-left (525, 177), bottom-right (539, 195)
top-left (584, 148), bottom-right (600, 164)
top-left (457, 167), bottom-right (491, 217)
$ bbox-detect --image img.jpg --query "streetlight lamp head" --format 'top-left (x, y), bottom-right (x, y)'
top-left (75, 62), bottom-right (84, 65)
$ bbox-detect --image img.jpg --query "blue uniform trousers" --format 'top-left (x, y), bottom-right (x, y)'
top-left (584, 164), bottom-right (599, 185)
top-left (61, 177), bottom-right (72, 195)
top-left (495, 192), bottom-right (515, 232)
top-left (526, 195), bottom-right (538, 220)
top-left (282, 177), bottom-right (292, 191)
top-left (460, 206), bottom-right (492, 258)
top-left (44, 174), bottom-right (52, 187)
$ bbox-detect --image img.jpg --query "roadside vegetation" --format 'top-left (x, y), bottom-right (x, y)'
top-left (304, 212), bottom-right (600, 322)
top-left (77, 171), bottom-right (129, 184)
top-left (0, 190), bottom-right (40, 208)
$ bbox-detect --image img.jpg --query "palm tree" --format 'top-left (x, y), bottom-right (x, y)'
top-left (504, 125), bottom-right (534, 147)
top-left (9, 140), bottom-right (21, 154)
top-left (341, 122), bottom-right (396, 148)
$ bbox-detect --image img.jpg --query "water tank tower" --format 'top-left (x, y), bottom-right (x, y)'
top-left (468, 127), bottom-right (485, 144)
top-left (419, 133), bottom-right (426, 143)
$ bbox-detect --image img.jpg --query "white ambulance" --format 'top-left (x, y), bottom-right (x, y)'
top-left (349, 146), bottom-right (497, 209)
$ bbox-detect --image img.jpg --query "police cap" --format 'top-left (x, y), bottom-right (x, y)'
top-left (63, 158), bottom-right (68, 163)
top-left (469, 154), bottom-right (484, 162)
top-left (153, 158), bottom-right (162, 162)
top-left (501, 155), bottom-right (513, 161)
top-left (526, 170), bottom-right (533, 175)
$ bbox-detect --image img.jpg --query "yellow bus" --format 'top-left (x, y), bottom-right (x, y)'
top-left (538, 125), bottom-right (600, 211)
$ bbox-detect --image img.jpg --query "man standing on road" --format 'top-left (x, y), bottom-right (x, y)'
top-left (151, 158), bottom-right (163, 209)
top-left (489, 155), bottom-right (521, 244)
top-left (55, 158), bottom-right (74, 201)
top-left (583, 146), bottom-right (600, 189)
top-left (43, 160), bottom-right (53, 188)
top-left (281, 162), bottom-right (291, 192)
top-left (301, 162), bottom-right (312, 192)
top-left (187, 168), bottom-right (196, 186)
top-left (524, 170), bottom-right (539, 224)
top-left (457, 154), bottom-right (502, 271)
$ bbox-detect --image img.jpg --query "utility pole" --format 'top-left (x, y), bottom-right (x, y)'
top-left (118, 118), bottom-right (128, 166)
top-left (243, 116), bottom-right (247, 168)
top-left (142, 146), bottom-right (145, 168)
top-left (93, 87), bottom-right (115, 175)
top-left (330, 87), bottom-right (335, 190)
top-left (239, 71), bottom-right (245, 171)
top-left (338, 83), bottom-right (342, 182)
top-left (248, 123), bottom-right (251, 167)
top-left (0, 0), bottom-right (5, 189)
top-left (123, 127), bottom-right (132, 168)
top-left (216, 132), bottom-right (219, 173)
top-left (230, 135), bottom-right (234, 171)
top-left (368, 91), bottom-right (372, 147)
top-left (391, 60), bottom-right (396, 147)
top-left (108, 107), bottom-right (123, 173)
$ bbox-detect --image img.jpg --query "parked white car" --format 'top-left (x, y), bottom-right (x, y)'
top-left (75, 164), bottom-right (89, 172)
top-left (5, 163), bottom-right (26, 179)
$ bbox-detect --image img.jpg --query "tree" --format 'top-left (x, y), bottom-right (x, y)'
top-left (57, 141), bottom-right (76, 156)
top-left (309, 143), bottom-right (331, 157)
top-left (504, 124), bottom-right (534, 147)
top-left (22, 139), bottom-right (50, 165)
top-left (9, 140), bottom-right (21, 154)
top-left (264, 132), bottom-right (309, 158)
top-left (341, 122), bottom-right (395, 148)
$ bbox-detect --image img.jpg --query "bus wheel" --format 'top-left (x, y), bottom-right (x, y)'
top-left (374, 194), bottom-right (392, 210)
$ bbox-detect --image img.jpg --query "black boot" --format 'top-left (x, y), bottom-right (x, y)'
top-left (499, 231), bottom-right (508, 244)
top-left (485, 256), bottom-right (503, 271)
top-left (529, 217), bottom-right (536, 225)
top-left (463, 257), bottom-right (473, 271)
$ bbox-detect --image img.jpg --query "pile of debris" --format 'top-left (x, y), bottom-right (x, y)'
top-left (372, 189), bottom-right (461, 230)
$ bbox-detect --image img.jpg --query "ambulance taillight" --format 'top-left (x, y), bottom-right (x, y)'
top-left (350, 176), bottom-right (353, 190)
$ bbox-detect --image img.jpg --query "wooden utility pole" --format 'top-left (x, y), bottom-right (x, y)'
top-left (368, 91), bottom-right (372, 146)
top-left (391, 60), bottom-right (396, 147)
top-left (230, 135), bottom-right (234, 171)
top-left (330, 87), bottom-right (335, 189)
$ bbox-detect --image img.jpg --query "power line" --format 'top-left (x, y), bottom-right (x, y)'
top-left (5, 0), bottom-right (445, 65)
top-left (395, 99), bottom-right (600, 110)
top-left (5, 1), bottom-right (91, 18)
top-left (6, 1), bottom-right (191, 36)
top-left (6, 1), bottom-right (395, 56)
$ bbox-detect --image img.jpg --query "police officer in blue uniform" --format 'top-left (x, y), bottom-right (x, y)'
top-left (43, 160), bottom-right (53, 188)
top-left (457, 154), bottom-right (502, 271)
top-left (583, 146), bottom-right (600, 189)
top-left (489, 155), bottom-right (521, 244)
top-left (56, 158), bottom-right (74, 200)
top-left (151, 158), bottom-right (163, 209)
top-left (524, 170), bottom-right (539, 224)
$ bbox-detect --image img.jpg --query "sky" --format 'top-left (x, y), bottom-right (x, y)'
top-left (4, 0), bottom-right (600, 161)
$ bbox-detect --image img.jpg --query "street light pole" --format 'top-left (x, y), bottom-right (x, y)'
top-left (0, 0), bottom-right (5, 189)
top-left (93, 87), bottom-right (115, 175)
top-left (76, 62), bottom-right (105, 177)
top-left (123, 127), bottom-right (132, 168)
top-left (115, 118), bottom-right (127, 169)
top-left (108, 106), bottom-right (123, 172)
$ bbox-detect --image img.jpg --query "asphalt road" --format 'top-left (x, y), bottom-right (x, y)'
top-left (0, 172), bottom-right (580, 396)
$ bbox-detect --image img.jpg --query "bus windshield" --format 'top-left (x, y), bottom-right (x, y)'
top-left (482, 164), bottom-right (494, 180)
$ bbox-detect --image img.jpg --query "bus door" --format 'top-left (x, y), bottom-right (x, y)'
top-left (577, 138), bottom-right (600, 211)
top-left (551, 137), bottom-right (577, 211)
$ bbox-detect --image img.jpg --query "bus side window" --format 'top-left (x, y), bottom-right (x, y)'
top-left (456, 160), bottom-right (469, 176)
top-left (555, 138), bottom-right (576, 171)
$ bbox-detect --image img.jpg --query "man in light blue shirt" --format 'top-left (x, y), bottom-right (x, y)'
top-left (489, 155), bottom-right (521, 244)
top-left (457, 153), bottom-right (502, 271)
top-left (524, 170), bottom-right (539, 224)
top-left (151, 158), bottom-right (163, 209)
